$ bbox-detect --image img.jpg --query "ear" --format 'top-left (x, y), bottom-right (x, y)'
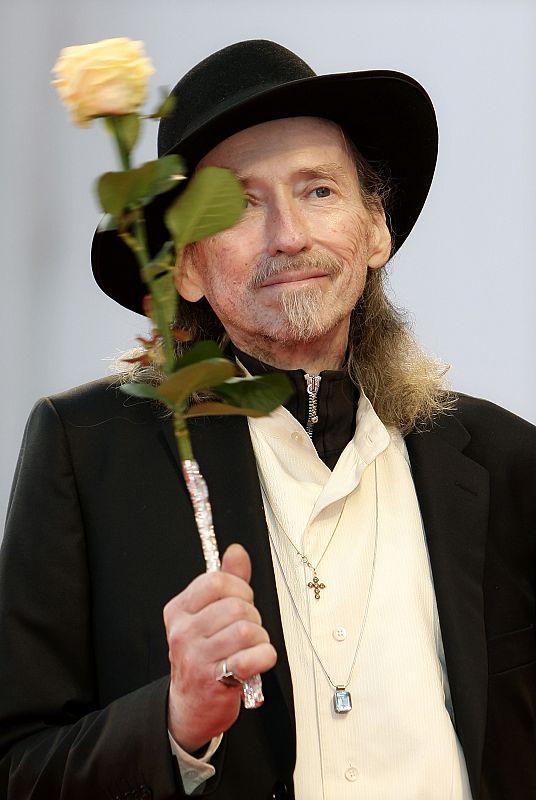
top-left (367, 207), bottom-right (392, 270)
top-left (174, 245), bottom-right (205, 302)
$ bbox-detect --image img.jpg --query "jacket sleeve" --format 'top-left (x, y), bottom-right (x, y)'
top-left (0, 398), bottom-right (184, 800)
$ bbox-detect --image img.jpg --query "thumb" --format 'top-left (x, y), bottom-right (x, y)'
top-left (221, 543), bottom-right (252, 584)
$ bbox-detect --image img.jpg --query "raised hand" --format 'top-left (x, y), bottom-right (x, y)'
top-left (164, 543), bottom-right (277, 752)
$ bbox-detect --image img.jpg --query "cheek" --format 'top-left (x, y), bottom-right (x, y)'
top-left (194, 242), bottom-right (255, 318)
top-left (319, 209), bottom-right (371, 264)
top-left (199, 230), bottom-right (259, 283)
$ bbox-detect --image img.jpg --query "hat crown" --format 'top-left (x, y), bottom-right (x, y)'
top-left (158, 40), bottom-right (315, 157)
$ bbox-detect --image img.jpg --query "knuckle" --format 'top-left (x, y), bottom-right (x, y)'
top-left (163, 597), bottom-right (179, 628)
top-left (163, 577), bottom-right (200, 622)
top-left (254, 628), bottom-right (270, 647)
top-left (256, 642), bottom-right (277, 672)
top-left (226, 595), bottom-right (248, 620)
top-left (267, 642), bottom-right (278, 664)
top-left (234, 619), bottom-right (254, 643)
top-left (167, 616), bottom-right (189, 651)
top-left (232, 619), bottom-right (269, 647)
top-left (227, 619), bottom-right (251, 650)
top-left (250, 606), bottom-right (262, 626)
top-left (209, 571), bottom-right (227, 596)
top-left (232, 653), bottom-right (248, 677)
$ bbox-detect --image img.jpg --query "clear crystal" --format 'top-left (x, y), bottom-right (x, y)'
top-left (182, 460), bottom-right (220, 573)
top-left (241, 672), bottom-right (264, 709)
top-left (334, 688), bottom-right (352, 713)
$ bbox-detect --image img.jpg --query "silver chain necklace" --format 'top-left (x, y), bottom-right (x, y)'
top-left (265, 460), bottom-right (379, 714)
top-left (267, 494), bottom-right (349, 600)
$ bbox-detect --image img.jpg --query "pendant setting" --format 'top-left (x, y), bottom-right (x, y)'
top-left (334, 687), bottom-right (352, 713)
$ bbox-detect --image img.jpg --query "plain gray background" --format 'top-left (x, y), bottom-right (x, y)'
top-left (1, 0), bottom-right (535, 532)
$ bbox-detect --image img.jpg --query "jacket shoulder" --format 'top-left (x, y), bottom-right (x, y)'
top-left (452, 392), bottom-right (536, 465)
top-left (39, 375), bottom-right (163, 427)
top-left (454, 392), bottom-right (535, 434)
top-left (47, 374), bottom-right (127, 411)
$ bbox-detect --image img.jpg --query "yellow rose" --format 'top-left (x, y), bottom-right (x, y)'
top-left (52, 37), bottom-right (155, 127)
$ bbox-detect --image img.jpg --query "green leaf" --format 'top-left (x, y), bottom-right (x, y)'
top-left (184, 402), bottom-right (271, 419)
top-left (145, 90), bottom-right (176, 120)
top-left (156, 358), bottom-right (236, 409)
top-left (144, 155), bottom-right (186, 197)
top-left (117, 113), bottom-right (141, 153)
top-left (172, 340), bottom-right (224, 371)
top-left (212, 373), bottom-right (293, 412)
top-left (97, 172), bottom-right (132, 216)
top-left (104, 114), bottom-right (141, 157)
top-left (164, 166), bottom-right (245, 249)
top-left (96, 155), bottom-right (186, 217)
top-left (120, 382), bottom-right (159, 399)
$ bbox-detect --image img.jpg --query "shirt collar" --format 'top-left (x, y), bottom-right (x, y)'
top-left (232, 345), bottom-right (359, 470)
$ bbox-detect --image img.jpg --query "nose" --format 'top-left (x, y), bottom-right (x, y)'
top-left (265, 198), bottom-right (312, 257)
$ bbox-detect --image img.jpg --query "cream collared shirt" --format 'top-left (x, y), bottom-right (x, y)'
top-left (249, 393), bottom-right (472, 799)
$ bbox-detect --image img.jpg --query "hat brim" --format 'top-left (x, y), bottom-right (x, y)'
top-left (92, 69), bottom-right (438, 315)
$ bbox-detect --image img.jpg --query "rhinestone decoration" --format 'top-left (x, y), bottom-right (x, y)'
top-left (182, 458), bottom-right (263, 709)
top-left (182, 459), bottom-right (220, 573)
top-left (241, 672), bottom-right (265, 709)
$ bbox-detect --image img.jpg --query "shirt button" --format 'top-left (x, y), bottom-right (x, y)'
top-left (291, 431), bottom-right (304, 443)
top-left (333, 625), bottom-right (347, 641)
top-left (345, 766), bottom-right (359, 782)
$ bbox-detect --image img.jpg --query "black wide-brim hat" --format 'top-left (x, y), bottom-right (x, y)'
top-left (91, 39), bottom-right (438, 315)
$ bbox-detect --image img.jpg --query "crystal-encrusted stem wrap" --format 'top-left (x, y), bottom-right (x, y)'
top-left (182, 458), bottom-right (264, 709)
top-left (182, 459), bottom-right (221, 573)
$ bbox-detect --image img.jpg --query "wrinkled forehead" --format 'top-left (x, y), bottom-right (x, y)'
top-left (196, 116), bottom-right (354, 171)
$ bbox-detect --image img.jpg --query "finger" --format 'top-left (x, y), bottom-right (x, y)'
top-left (221, 642), bottom-right (277, 683)
top-left (203, 618), bottom-right (270, 662)
top-left (221, 543), bottom-right (251, 584)
top-left (164, 568), bottom-right (254, 619)
top-left (194, 595), bottom-right (262, 638)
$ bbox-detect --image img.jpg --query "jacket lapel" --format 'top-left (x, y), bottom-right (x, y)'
top-left (406, 416), bottom-right (489, 797)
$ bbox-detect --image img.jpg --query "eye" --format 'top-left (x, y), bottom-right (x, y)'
top-left (313, 186), bottom-right (331, 198)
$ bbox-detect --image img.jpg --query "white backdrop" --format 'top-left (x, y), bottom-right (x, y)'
top-left (1, 0), bottom-right (535, 531)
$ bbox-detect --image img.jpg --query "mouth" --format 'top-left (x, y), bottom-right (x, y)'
top-left (259, 270), bottom-right (329, 288)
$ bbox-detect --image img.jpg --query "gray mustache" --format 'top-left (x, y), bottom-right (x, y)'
top-left (248, 252), bottom-right (344, 290)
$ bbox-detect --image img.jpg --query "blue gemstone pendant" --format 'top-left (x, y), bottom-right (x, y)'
top-left (334, 687), bottom-right (352, 713)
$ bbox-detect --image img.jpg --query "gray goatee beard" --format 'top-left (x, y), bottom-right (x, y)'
top-left (280, 285), bottom-right (332, 340)
top-left (249, 252), bottom-right (345, 342)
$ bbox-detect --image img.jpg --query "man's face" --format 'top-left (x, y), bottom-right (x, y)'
top-left (178, 117), bottom-right (390, 356)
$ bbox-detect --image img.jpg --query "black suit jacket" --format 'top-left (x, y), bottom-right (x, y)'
top-left (0, 377), bottom-right (534, 799)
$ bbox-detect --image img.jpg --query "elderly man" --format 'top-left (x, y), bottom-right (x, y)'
top-left (0, 40), bottom-right (535, 800)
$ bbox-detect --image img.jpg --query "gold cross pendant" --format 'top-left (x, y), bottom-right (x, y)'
top-left (307, 574), bottom-right (326, 599)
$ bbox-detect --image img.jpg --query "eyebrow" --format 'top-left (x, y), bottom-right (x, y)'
top-left (234, 162), bottom-right (348, 185)
top-left (294, 163), bottom-right (348, 181)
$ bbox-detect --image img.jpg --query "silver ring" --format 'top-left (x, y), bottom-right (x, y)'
top-left (217, 661), bottom-right (244, 688)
